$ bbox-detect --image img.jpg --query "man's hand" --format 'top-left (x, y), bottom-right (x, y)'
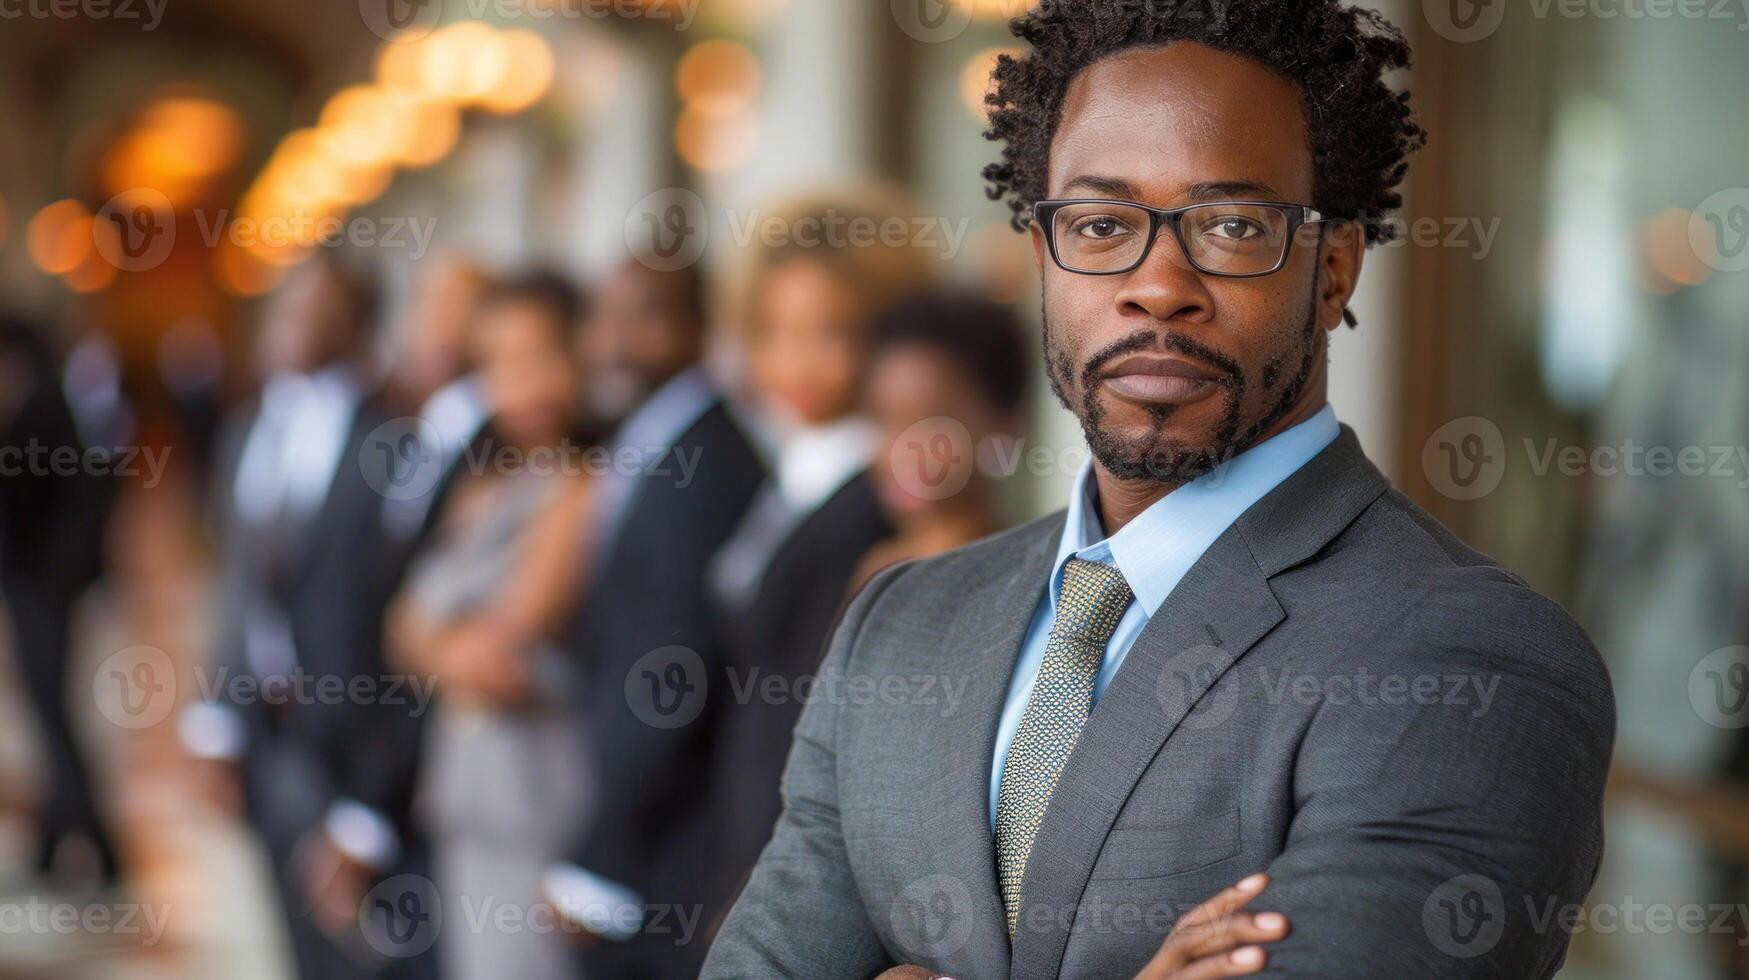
top-left (298, 832), bottom-right (373, 936)
top-left (873, 874), bottom-right (1286, 980)
top-left (1133, 874), bottom-right (1288, 979)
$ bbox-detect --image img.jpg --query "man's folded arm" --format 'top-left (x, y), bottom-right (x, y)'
top-left (1250, 590), bottom-right (1615, 979)
top-left (702, 562), bottom-right (913, 979)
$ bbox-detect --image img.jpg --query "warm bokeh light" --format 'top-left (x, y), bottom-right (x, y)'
top-left (396, 96), bottom-right (461, 168)
top-left (135, 97), bottom-right (245, 177)
top-left (419, 22), bottom-right (509, 103)
top-left (1641, 207), bottom-right (1712, 292)
top-left (674, 103), bottom-right (760, 173)
top-left (101, 95), bottom-right (244, 203)
top-left (376, 32), bottom-right (427, 93)
top-left (675, 39), bottom-right (762, 114)
top-left (261, 130), bottom-right (346, 209)
top-left (970, 0), bottom-right (1035, 20)
top-left (961, 47), bottom-right (1019, 119)
top-left (319, 86), bottom-right (409, 167)
top-left (64, 223), bottom-right (120, 293)
top-left (27, 199), bottom-right (94, 275)
top-left (561, 33), bottom-right (624, 117)
top-left (213, 241), bottom-right (285, 297)
top-left (479, 30), bottom-right (555, 114)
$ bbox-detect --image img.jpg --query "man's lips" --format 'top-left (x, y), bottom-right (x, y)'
top-left (1098, 354), bottom-right (1223, 404)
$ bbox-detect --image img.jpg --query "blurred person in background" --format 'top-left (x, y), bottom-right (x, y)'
top-left (196, 252), bottom-right (416, 979)
top-left (384, 252), bottom-right (492, 418)
top-left (386, 272), bottom-right (596, 980)
top-left (0, 315), bottom-right (120, 888)
top-left (294, 254), bottom-right (500, 977)
top-left (700, 191), bottom-right (937, 933)
top-left (380, 252), bottom-right (496, 536)
top-left (543, 257), bottom-right (765, 980)
top-left (853, 291), bottom-right (1032, 585)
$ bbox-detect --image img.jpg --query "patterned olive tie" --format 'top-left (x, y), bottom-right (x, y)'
top-left (995, 557), bottom-right (1134, 936)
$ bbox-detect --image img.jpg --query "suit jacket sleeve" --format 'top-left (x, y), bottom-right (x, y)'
top-left (702, 561), bottom-right (913, 979)
top-left (1254, 581), bottom-right (1615, 978)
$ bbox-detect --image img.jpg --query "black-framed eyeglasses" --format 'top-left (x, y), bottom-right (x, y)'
top-left (1033, 198), bottom-right (1331, 278)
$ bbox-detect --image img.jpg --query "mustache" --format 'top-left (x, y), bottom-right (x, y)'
top-left (1078, 330), bottom-right (1244, 391)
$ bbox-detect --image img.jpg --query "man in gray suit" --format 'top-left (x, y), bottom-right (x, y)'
top-left (705, 2), bottom-right (1614, 978)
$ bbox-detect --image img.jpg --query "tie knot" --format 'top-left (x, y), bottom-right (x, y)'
top-left (1056, 558), bottom-right (1133, 635)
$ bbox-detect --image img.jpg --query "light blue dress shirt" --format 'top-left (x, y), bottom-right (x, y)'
top-left (988, 404), bottom-right (1341, 825)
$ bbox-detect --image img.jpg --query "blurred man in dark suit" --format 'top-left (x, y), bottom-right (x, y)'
top-left (290, 255), bottom-right (497, 979)
top-left (544, 258), bottom-right (765, 979)
top-left (198, 254), bottom-right (425, 978)
top-left (0, 315), bottom-right (119, 886)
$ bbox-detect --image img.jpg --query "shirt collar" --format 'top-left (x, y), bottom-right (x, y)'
top-left (1052, 403), bottom-right (1340, 616)
top-left (609, 365), bottom-right (715, 455)
top-left (773, 415), bottom-right (875, 510)
top-left (260, 362), bottom-right (364, 420)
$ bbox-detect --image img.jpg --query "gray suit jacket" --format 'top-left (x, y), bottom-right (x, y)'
top-left (704, 427), bottom-right (1614, 979)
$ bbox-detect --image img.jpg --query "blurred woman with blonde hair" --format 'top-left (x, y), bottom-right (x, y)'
top-left (700, 184), bottom-right (939, 932)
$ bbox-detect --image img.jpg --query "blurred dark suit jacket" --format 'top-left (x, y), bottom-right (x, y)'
top-left (706, 426), bottom-right (1615, 979)
top-left (565, 399), bottom-right (764, 979)
top-left (705, 470), bottom-right (892, 919)
top-left (210, 390), bottom-right (415, 849)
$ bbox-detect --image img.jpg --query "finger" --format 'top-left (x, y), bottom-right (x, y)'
top-left (1173, 944), bottom-right (1270, 980)
top-left (1140, 876), bottom-right (1270, 975)
top-left (1174, 874), bottom-right (1269, 931)
top-left (1171, 910), bottom-right (1289, 962)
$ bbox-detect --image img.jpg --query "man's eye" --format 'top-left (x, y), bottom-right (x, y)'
top-left (1071, 216), bottom-right (1134, 239)
top-left (1202, 217), bottom-right (1262, 241)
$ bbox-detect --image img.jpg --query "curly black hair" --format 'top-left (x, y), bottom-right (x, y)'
top-left (982, 0), bottom-right (1426, 249)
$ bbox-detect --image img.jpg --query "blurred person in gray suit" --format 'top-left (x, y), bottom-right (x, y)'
top-left (706, 3), bottom-right (1614, 978)
top-left (387, 273), bottom-right (598, 980)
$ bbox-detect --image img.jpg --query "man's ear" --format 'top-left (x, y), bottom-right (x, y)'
top-left (1029, 221), bottom-right (1048, 271)
top-left (1317, 220), bottom-right (1365, 331)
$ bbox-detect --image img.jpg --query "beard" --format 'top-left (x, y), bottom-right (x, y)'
top-left (1044, 287), bottom-right (1321, 484)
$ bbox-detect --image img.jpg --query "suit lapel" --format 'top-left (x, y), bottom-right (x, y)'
top-left (293, 400), bottom-right (373, 588)
top-left (1009, 529), bottom-right (1282, 980)
top-left (917, 515), bottom-right (1059, 979)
